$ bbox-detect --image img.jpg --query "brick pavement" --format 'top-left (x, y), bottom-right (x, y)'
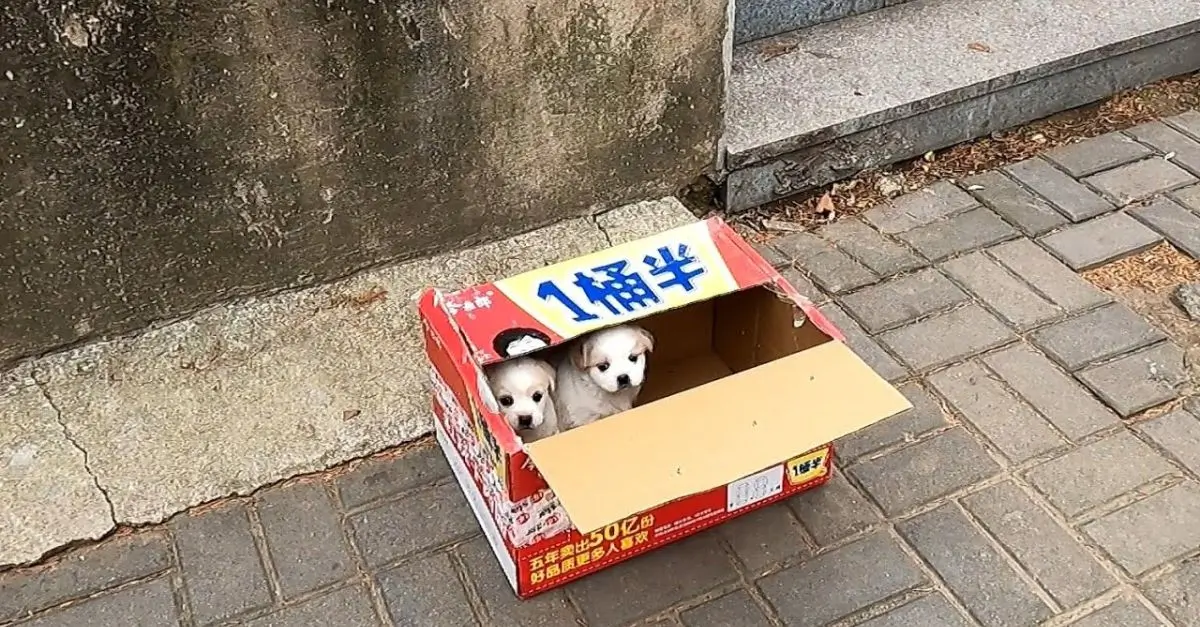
top-left (5, 111), bottom-right (1200, 626)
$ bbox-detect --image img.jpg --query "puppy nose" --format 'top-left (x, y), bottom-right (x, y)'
top-left (616, 374), bottom-right (631, 387)
top-left (517, 415), bottom-right (533, 428)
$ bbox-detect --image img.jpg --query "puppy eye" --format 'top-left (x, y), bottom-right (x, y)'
top-left (498, 395), bottom-right (514, 407)
top-left (596, 362), bottom-right (610, 373)
top-left (531, 391), bottom-right (543, 403)
top-left (628, 354), bottom-right (639, 362)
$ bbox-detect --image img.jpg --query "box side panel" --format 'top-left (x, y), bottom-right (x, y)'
top-left (514, 445), bottom-right (834, 597)
top-left (457, 218), bottom-right (766, 365)
top-left (435, 408), bottom-right (519, 590)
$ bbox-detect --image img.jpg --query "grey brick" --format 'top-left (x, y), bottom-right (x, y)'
top-left (988, 239), bottom-right (1111, 312)
top-left (19, 577), bottom-right (179, 627)
top-left (1144, 556), bottom-right (1200, 626)
top-left (788, 470), bottom-right (880, 546)
top-left (1005, 157), bottom-right (1116, 222)
top-left (336, 443), bottom-right (450, 509)
top-left (772, 232), bottom-right (878, 293)
top-left (1078, 342), bottom-right (1187, 417)
top-left (857, 594), bottom-right (972, 627)
top-left (757, 531), bottom-right (924, 627)
top-left (173, 502), bottom-right (272, 625)
top-left (752, 241), bottom-right (790, 268)
top-left (1085, 158), bottom-right (1197, 205)
top-left (1070, 598), bottom-right (1162, 627)
top-left (1025, 432), bottom-right (1175, 517)
top-left (718, 502), bottom-right (809, 573)
top-left (928, 362), bottom-right (1066, 462)
top-left (1030, 303), bottom-right (1165, 371)
top-left (0, 530), bottom-right (171, 623)
top-left (897, 504), bottom-right (1053, 627)
top-left (1129, 120), bottom-right (1200, 177)
top-left (877, 304), bottom-right (1015, 372)
top-left (680, 590), bottom-right (771, 626)
top-left (862, 181), bottom-right (979, 234)
top-left (1170, 183), bottom-right (1200, 215)
top-left (1129, 196), bottom-right (1200, 258)
top-left (816, 217), bottom-right (925, 276)
top-left (962, 481), bottom-right (1115, 607)
top-left (778, 264), bottom-right (827, 305)
top-left (818, 303), bottom-right (908, 382)
top-left (849, 428), bottom-right (1001, 516)
top-left (963, 170), bottom-right (1068, 236)
top-left (350, 481), bottom-right (477, 567)
top-left (839, 268), bottom-right (968, 333)
top-left (1139, 410), bottom-right (1200, 476)
top-left (569, 532), bottom-right (736, 627)
top-left (376, 552), bottom-right (475, 627)
top-left (1038, 212), bottom-right (1163, 271)
top-left (836, 381), bottom-right (948, 461)
top-left (1045, 132), bottom-right (1154, 177)
top-left (941, 252), bottom-right (1061, 330)
top-left (241, 585), bottom-right (379, 627)
top-left (1083, 481), bottom-right (1200, 575)
top-left (457, 537), bottom-right (578, 627)
top-left (982, 344), bottom-right (1119, 440)
top-left (1167, 110), bottom-right (1200, 139)
top-left (894, 207), bottom-right (1018, 262)
top-left (257, 481), bottom-right (355, 600)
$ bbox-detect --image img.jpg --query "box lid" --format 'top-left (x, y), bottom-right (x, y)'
top-left (524, 340), bottom-right (912, 534)
top-left (441, 218), bottom-right (777, 365)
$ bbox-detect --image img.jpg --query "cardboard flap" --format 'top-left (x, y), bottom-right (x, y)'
top-left (525, 341), bottom-right (912, 534)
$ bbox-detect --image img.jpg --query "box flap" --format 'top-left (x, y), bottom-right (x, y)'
top-left (524, 341), bottom-right (912, 533)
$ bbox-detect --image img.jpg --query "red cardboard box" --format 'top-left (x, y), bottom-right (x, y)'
top-left (416, 217), bottom-right (910, 598)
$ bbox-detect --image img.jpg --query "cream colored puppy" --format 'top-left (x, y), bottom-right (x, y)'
top-left (554, 324), bottom-right (654, 431)
top-left (484, 357), bottom-right (560, 443)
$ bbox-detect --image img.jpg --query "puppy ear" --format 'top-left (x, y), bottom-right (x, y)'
top-left (534, 359), bottom-right (556, 392)
top-left (570, 338), bottom-right (593, 370)
top-left (632, 326), bottom-right (655, 354)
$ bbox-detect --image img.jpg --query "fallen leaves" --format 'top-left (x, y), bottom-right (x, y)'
top-left (967, 42), bottom-right (992, 53)
top-left (1083, 243), bottom-right (1200, 293)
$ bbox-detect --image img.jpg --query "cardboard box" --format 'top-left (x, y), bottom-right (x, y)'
top-left (417, 217), bottom-right (911, 598)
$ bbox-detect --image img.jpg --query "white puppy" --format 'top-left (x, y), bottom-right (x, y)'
top-left (554, 324), bottom-right (654, 431)
top-left (484, 357), bottom-right (560, 443)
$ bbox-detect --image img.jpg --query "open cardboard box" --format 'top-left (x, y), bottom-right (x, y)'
top-left (417, 217), bottom-right (911, 598)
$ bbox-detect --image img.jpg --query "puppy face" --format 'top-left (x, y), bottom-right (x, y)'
top-left (485, 357), bottom-right (556, 433)
top-left (572, 324), bottom-right (654, 393)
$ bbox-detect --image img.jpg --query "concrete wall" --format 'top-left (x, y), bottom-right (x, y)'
top-left (0, 0), bottom-right (726, 365)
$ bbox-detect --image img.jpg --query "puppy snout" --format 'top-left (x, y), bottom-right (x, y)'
top-left (616, 374), bottom-right (631, 387)
top-left (517, 414), bottom-right (533, 428)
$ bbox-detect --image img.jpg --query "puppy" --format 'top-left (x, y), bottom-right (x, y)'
top-left (484, 357), bottom-right (560, 443)
top-left (554, 324), bottom-right (654, 431)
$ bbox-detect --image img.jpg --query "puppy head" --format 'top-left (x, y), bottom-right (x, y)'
top-left (571, 324), bottom-right (654, 393)
top-left (485, 357), bottom-right (556, 434)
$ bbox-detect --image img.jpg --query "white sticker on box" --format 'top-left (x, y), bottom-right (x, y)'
top-left (726, 464), bottom-right (784, 512)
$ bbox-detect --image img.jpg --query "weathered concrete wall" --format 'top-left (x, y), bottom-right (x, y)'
top-left (0, 0), bottom-right (726, 364)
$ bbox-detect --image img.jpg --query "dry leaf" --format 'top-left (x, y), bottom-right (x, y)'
top-left (923, 151), bottom-right (936, 162)
top-left (343, 409), bottom-right (362, 421)
top-left (1165, 152), bottom-right (1177, 160)
top-left (967, 42), bottom-right (992, 53)
top-left (760, 41), bottom-right (799, 60)
top-left (816, 192), bottom-right (836, 215)
top-left (966, 184), bottom-right (985, 191)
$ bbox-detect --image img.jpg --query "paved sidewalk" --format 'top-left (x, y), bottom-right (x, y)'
top-left (5, 111), bottom-right (1200, 626)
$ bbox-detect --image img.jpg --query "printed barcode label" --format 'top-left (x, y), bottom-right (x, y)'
top-left (726, 464), bottom-right (784, 512)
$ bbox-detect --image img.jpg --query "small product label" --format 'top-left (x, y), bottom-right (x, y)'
top-left (786, 448), bottom-right (829, 486)
top-left (726, 464), bottom-right (784, 512)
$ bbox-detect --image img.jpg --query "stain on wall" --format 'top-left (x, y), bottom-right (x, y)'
top-left (0, 0), bottom-right (727, 364)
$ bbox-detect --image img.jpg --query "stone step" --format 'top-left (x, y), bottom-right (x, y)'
top-left (734, 0), bottom-right (917, 46)
top-left (721, 0), bottom-right (1200, 211)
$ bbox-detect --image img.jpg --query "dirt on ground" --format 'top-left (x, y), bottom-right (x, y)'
top-left (1083, 244), bottom-right (1200, 399)
top-left (688, 72), bottom-right (1200, 242)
